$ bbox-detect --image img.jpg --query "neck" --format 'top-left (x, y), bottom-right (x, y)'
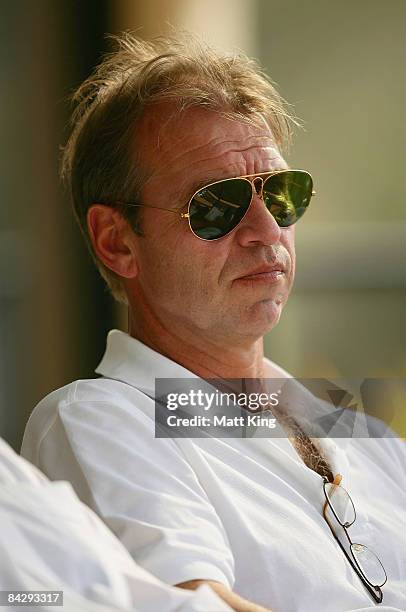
top-left (128, 306), bottom-right (268, 380)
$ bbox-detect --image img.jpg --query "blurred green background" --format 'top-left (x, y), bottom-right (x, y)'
top-left (1, 0), bottom-right (405, 450)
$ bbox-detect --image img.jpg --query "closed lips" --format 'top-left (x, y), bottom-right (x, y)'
top-left (237, 265), bottom-right (285, 279)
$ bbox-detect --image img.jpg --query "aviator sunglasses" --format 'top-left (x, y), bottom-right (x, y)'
top-left (103, 169), bottom-right (315, 241)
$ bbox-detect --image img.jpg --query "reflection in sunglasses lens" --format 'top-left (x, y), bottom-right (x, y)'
top-left (263, 170), bottom-right (313, 227)
top-left (189, 171), bottom-right (313, 239)
top-left (189, 178), bottom-right (251, 239)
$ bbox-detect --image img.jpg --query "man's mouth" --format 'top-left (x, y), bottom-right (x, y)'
top-left (234, 265), bottom-right (286, 284)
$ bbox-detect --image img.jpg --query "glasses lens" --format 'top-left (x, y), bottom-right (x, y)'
top-left (325, 483), bottom-right (356, 526)
top-left (189, 179), bottom-right (252, 240)
top-left (262, 170), bottom-right (313, 227)
top-left (351, 543), bottom-right (387, 587)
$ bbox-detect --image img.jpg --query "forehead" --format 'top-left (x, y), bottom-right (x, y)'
top-left (136, 104), bottom-right (286, 188)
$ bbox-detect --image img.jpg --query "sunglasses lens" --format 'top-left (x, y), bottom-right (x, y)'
top-left (262, 170), bottom-right (313, 227)
top-left (189, 179), bottom-right (252, 239)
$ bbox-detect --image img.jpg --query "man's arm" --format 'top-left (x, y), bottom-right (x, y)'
top-left (177, 580), bottom-right (270, 612)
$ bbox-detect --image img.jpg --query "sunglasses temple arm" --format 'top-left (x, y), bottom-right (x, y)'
top-left (109, 201), bottom-right (185, 216)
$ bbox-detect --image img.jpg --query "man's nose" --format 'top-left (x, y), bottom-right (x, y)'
top-left (235, 192), bottom-right (282, 247)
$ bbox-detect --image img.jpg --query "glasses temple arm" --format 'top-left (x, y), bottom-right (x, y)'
top-left (100, 201), bottom-right (185, 216)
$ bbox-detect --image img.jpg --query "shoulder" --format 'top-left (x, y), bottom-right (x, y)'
top-left (21, 377), bottom-right (155, 464)
top-left (0, 438), bottom-right (46, 485)
top-left (26, 377), bottom-right (151, 420)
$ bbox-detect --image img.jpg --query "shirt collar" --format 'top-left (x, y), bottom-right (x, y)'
top-left (96, 329), bottom-right (352, 485)
top-left (95, 329), bottom-right (198, 396)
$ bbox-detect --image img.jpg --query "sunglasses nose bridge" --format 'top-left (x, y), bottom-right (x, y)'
top-left (251, 176), bottom-right (265, 199)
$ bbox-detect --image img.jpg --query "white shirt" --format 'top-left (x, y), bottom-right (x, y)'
top-left (0, 437), bottom-right (229, 612)
top-left (22, 330), bottom-right (406, 612)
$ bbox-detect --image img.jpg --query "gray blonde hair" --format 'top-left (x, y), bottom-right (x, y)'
top-left (61, 31), bottom-right (298, 303)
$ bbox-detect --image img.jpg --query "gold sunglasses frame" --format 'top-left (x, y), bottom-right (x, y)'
top-left (103, 168), bottom-right (315, 241)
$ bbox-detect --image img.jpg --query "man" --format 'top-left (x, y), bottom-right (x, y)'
top-left (0, 437), bottom-right (229, 611)
top-left (22, 33), bottom-right (406, 611)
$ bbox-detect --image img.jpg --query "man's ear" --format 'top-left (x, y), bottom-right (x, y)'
top-left (87, 204), bottom-right (138, 279)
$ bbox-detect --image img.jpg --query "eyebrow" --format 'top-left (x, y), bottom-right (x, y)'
top-left (171, 174), bottom-right (223, 209)
top-left (188, 174), bottom-right (223, 196)
top-left (186, 167), bottom-right (290, 199)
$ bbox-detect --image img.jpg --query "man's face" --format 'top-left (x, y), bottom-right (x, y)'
top-left (129, 105), bottom-right (296, 344)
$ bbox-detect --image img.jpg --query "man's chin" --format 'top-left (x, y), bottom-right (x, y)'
top-left (241, 298), bottom-right (284, 338)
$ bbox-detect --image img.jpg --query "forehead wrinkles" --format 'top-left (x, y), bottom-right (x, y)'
top-left (137, 108), bottom-right (285, 203)
top-left (138, 106), bottom-right (276, 166)
top-left (158, 133), bottom-right (278, 174)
